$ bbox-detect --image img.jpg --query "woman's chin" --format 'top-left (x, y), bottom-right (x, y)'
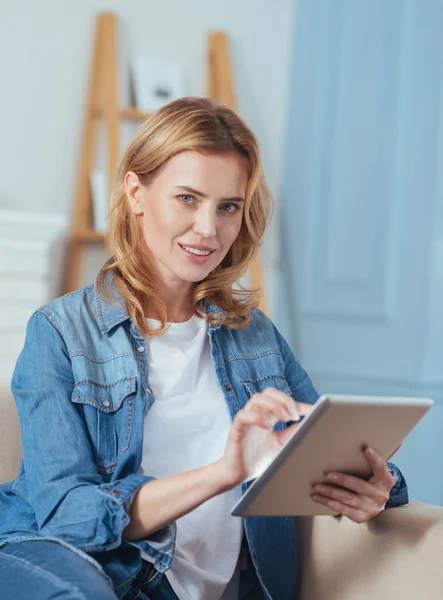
top-left (172, 258), bottom-right (219, 283)
top-left (174, 267), bottom-right (212, 284)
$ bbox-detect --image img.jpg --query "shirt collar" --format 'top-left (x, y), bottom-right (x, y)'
top-left (94, 272), bottom-right (131, 335)
top-left (94, 272), bottom-right (225, 335)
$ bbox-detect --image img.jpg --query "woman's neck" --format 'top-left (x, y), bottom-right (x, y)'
top-left (145, 281), bottom-right (195, 323)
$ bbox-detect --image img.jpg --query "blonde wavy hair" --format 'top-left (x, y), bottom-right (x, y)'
top-left (98, 96), bottom-right (272, 335)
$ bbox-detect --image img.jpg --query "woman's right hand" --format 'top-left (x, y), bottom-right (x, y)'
top-left (126, 389), bottom-right (314, 540)
top-left (214, 387), bottom-right (313, 490)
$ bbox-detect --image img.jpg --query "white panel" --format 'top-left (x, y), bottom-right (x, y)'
top-left (282, 0), bottom-right (443, 507)
top-left (0, 209), bottom-right (66, 387)
top-left (303, 2), bottom-right (405, 322)
top-left (0, 243), bottom-right (49, 277)
top-left (0, 328), bottom-right (25, 352)
top-left (283, 0), bottom-right (443, 384)
top-left (0, 210), bottom-right (66, 241)
top-left (0, 279), bottom-right (47, 304)
top-left (0, 305), bottom-right (35, 331)
top-left (0, 358), bottom-right (17, 389)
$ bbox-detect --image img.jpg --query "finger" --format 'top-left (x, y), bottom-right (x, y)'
top-left (293, 400), bottom-right (315, 418)
top-left (310, 494), bottom-right (370, 524)
top-left (245, 394), bottom-right (292, 423)
top-left (364, 447), bottom-right (395, 487)
top-left (231, 409), bottom-right (273, 441)
top-left (261, 387), bottom-right (300, 421)
top-left (276, 421), bottom-right (302, 445)
top-left (323, 471), bottom-right (389, 505)
top-left (312, 484), bottom-right (373, 512)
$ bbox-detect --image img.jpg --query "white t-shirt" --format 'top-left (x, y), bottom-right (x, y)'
top-left (137, 314), bottom-right (243, 600)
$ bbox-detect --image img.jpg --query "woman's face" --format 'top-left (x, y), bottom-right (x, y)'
top-left (126, 150), bottom-right (248, 288)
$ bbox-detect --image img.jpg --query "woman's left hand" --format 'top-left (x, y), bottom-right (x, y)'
top-left (311, 446), bottom-right (395, 523)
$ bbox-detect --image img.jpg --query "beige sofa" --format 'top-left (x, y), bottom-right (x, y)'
top-left (1, 391), bottom-right (443, 599)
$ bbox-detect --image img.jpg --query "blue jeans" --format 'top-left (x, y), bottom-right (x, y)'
top-left (0, 540), bottom-right (266, 600)
top-left (130, 554), bottom-right (266, 599)
top-left (0, 540), bottom-right (117, 599)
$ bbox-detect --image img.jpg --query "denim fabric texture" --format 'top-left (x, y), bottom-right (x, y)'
top-left (0, 274), bottom-right (408, 599)
top-left (0, 539), bottom-right (118, 600)
top-left (0, 538), bottom-right (265, 600)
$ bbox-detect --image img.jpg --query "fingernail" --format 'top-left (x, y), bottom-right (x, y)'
top-left (291, 409), bottom-right (301, 421)
top-left (325, 472), bottom-right (337, 481)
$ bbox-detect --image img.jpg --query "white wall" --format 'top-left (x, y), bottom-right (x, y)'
top-left (0, 0), bottom-right (293, 302)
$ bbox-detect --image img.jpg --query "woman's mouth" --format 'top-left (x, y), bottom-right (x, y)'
top-left (178, 243), bottom-right (216, 263)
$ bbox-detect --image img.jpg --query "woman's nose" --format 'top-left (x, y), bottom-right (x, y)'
top-left (193, 208), bottom-right (217, 239)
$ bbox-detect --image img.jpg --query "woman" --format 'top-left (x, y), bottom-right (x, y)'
top-left (0, 97), bottom-right (407, 600)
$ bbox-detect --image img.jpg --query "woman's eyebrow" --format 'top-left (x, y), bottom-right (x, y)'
top-left (174, 185), bottom-right (245, 203)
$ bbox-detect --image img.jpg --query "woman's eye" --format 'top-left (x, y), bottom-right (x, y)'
top-left (220, 203), bottom-right (239, 213)
top-left (179, 194), bottom-right (195, 204)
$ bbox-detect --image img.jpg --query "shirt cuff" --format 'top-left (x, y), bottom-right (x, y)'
top-left (83, 474), bottom-right (176, 568)
top-left (385, 462), bottom-right (409, 508)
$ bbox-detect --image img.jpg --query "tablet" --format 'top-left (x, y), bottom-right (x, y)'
top-left (231, 394), bottom-right (433, 517)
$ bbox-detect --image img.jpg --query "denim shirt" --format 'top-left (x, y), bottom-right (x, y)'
top-left (0, 277), bottom-right (408, 600)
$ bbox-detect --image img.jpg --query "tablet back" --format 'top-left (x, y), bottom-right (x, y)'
top-left (232, 395), bottom-right (433, 517)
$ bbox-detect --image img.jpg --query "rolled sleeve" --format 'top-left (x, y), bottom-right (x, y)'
top-left (11, 310), bottom-right (176, 562)
top-left (97, 475), bottom-right (176, 568)
top-left (386, 462), bottom-right (409, 508)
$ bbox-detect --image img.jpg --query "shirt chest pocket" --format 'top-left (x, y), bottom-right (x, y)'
top-left (241, 375), bottom-right (292, 399)
top-left (71, 377), bottom-right (137, 474)
top-left (241, 376), bottom-right (293, 432)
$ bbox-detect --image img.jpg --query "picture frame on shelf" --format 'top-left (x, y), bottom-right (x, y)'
top-left (132, 58), bottom-right (186, 112)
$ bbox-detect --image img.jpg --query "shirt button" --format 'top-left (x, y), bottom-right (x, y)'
top-left (102, 400), bottom-right (110, 408)
top-left (111, 489), bottom-right (121, 497)
top-left (137, 346), bottom-right (145, 353)
top-left (224, 384), bottom-right (232, 392)
top-left (102, 487), bottom-right (110, 492)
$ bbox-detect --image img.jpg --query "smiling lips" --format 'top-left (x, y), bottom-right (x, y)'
top-left (178, 243), bottom-right (217, 262)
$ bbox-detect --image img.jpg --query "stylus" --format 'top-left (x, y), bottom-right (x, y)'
top-left (287, 415), bottom-right (306, 427)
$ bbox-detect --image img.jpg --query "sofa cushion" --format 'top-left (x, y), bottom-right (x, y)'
top-left (296, 501), bottom-right (443, 599)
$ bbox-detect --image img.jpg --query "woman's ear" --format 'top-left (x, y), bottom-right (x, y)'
top-left (125, 171), bottom-right (144, 215)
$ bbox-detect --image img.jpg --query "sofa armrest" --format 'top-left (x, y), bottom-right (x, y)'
top-left (0, 390), bottom-right (22, 483)
top-left (295, 501), bottom-right (443, 600)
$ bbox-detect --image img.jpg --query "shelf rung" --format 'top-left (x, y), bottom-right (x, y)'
top-left (91, 107), bottom-right (151, 121)
top-left (120, 107), bottom-right (152, 120)
top-left (73, 231), bottom-right (106, 242)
